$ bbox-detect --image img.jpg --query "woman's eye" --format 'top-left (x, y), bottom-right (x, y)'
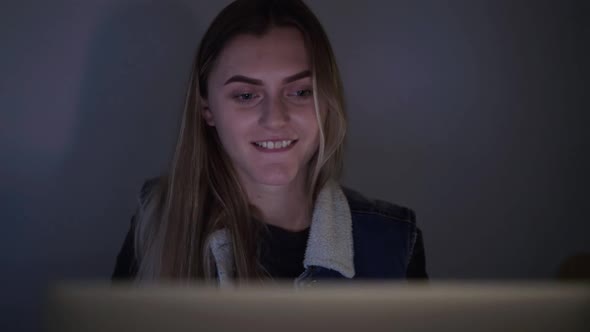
top-left (237, 93), bottom-right (253, 100)
top-left (233, 93), bottom-right (258, 102)
top-left (296, 89), bottom-right (312, 97)
top-left (290, 89), bottom-right (312, 98)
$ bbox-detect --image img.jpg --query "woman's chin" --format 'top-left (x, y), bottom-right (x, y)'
top-left (251, 168), bottom-right (301, 187)
top-left (255, 175), bottom-right (297, 186)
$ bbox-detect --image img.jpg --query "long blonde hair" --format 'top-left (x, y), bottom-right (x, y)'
top-left (134, 0), bottom-right (347, 281)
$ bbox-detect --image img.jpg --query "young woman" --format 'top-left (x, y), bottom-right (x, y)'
top-left (112, 0), bottom-right (427, 286)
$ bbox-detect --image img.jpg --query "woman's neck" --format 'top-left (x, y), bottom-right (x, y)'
top-left (242, 174), bottom-right (312, 232)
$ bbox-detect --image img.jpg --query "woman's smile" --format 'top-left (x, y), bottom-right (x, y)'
top-left (252, 139), bottom-right (298, 152)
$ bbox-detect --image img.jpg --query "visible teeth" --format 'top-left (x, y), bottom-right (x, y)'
top-left (255, 140), bottom-right (293, 150)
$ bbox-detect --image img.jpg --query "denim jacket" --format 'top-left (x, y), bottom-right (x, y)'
top-left (112, 179), bottom-right (427, 284)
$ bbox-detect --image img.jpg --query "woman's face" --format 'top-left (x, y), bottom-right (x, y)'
top-left (203, 27), bottom-right (320, 189)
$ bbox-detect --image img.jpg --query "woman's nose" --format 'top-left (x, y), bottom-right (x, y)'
top-left (259, 96), bottom-right (289, 128)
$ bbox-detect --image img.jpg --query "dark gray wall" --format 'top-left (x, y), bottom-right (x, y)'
top-left (1, 0), bottom-right (588, 331)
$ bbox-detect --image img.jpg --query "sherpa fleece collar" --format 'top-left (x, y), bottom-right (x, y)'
top-left (206, 180), bottom-right (355, 286)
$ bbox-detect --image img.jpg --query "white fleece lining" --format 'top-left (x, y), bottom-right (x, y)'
top-left (303, 180), bottom-right (355, 278)
top-left (207, 228), bottom-right (235, 287)
top-left (207, 180), bottom-right (355, 284)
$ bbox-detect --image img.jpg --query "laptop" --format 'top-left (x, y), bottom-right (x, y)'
top-left (46, 281), bottom-right (590, 332)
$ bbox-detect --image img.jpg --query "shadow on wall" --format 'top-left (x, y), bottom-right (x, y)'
top-left (5, 2), bottom-right (199, 332)
top-left (55, 1), bottom-right (197, 275)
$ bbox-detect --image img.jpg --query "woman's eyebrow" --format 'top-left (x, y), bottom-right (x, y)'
top-left (283, 70), bottom-right (311, 83)
top-left (224, 75), bottom-right (262, 86)
top-left (223, 70), bottom-right (311, 86)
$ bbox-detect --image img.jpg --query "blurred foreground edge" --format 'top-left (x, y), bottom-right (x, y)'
top-left (46, 281), bottom-right (590, 332)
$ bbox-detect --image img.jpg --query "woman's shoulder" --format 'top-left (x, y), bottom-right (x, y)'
top-left (340, 185), bottom-right (427, 279)
top-left (340, 185), bottom-right (416, 225)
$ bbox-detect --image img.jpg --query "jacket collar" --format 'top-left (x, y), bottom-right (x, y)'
top-left (304, 179), bottom-right (355, 278)
top-left (206, 180), bottom-right (355, 285)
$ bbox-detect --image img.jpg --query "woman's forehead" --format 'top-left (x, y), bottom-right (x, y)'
top-left (211, 27), bottom-right (311, 83)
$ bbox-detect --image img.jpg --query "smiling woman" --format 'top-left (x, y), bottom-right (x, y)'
top-left (112, 0), bottom-right (427, 285)
top-left (203, 27), bottom-right (321, 206)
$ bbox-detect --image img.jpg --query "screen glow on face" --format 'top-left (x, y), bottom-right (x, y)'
top-left (202, 27), bottom-right (321, 191)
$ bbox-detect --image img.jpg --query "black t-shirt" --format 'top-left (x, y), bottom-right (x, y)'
top-left (258, 223), bottom-right (310, 279)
